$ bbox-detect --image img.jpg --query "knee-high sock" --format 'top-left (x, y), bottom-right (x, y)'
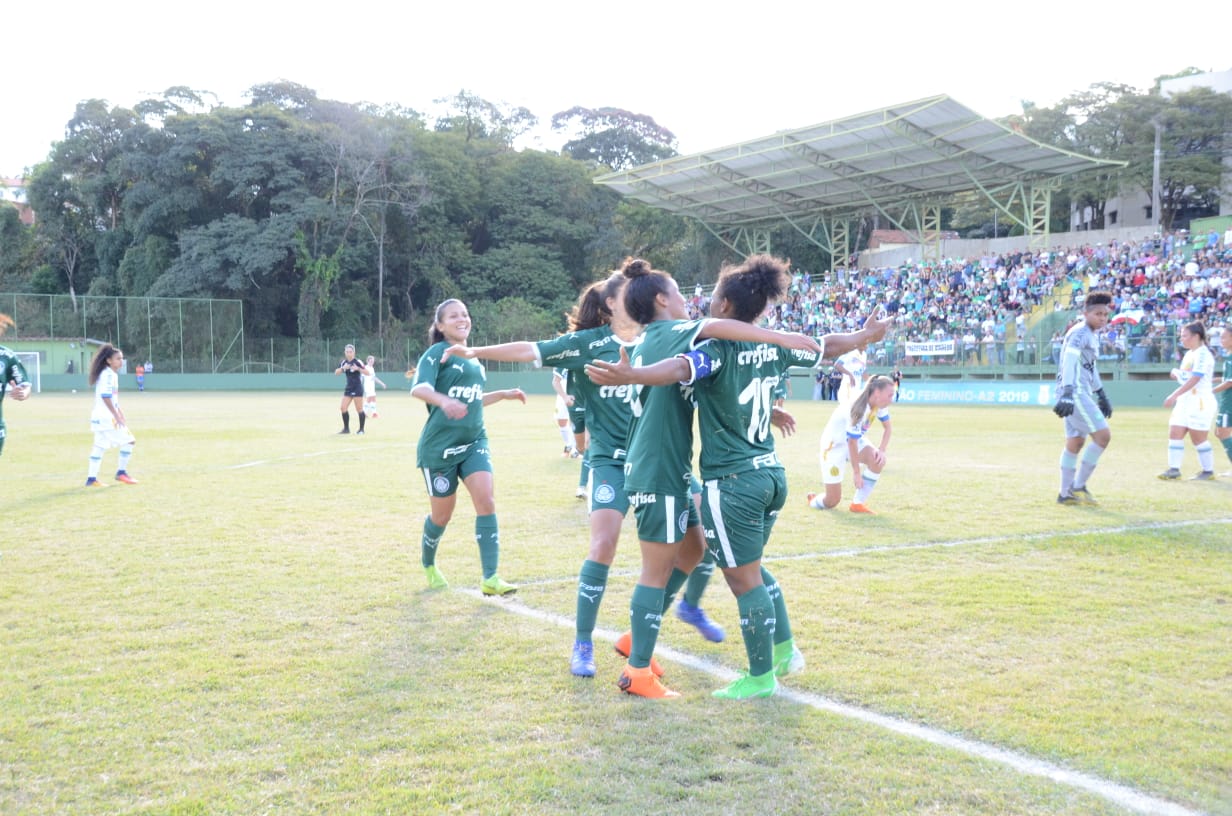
top-left (684, 553), bottom-right (717, 606)
top-left (629, 584), bottom-right (665, 669)
top-left (761, 567), bottom-right (793, 645)
top-left (1222, 436), bottom-right (1232, 465)
top-left (660, 568), bottom-right (689, 614)
top-left (1196, 441), bottom-right (1214, 472)
top-left (116, 443), bottom-right (134, 474)
top-left (358, 410), bottom-right (366, 432)
top-left (421, 516), bottom-right (446, 568)
top-left (341, 411), bottom-right (350, 431)
top-left (558, 425), bottom-right (572, 446)
top-left (88, 444), bottom-right (105, 479)
top-left (577, 453), bottom-right (588, 488)
top-left (1059, 450), bottom-right (1078, 495)
top-left (574, 560), bottom-right (609, 642)
top-left (853, 469), bottom-right (879, 504)
top-left (475, 514), bottom-right (499, 579)
top-left (1074, 442), bottom-right (1104, 489)
top-left (736, 585), bottom-right (776, 677)
top-left (1168, 441), bottom-right (1185, 470)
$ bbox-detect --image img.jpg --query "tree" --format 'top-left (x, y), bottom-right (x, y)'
top-left (551, 106), bottom-right (677, 170)
top-left (433, 90), bottom-right (537, 148)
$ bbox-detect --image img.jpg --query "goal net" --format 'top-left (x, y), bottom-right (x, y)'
top-left (13, 350), bottom-right (39, 393)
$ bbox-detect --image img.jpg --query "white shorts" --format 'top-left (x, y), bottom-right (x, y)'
top-left (93, 426), bottom-right (136, 449)
top-left (1169, 394), bottom-right (1215, 432)
top-left (820, 435), bottom-right (866, 485)
top-left (554, 395), bottom-right (569, 421)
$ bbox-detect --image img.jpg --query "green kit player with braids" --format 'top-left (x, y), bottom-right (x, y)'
top-left (411, 299), bottom-right (526, 596)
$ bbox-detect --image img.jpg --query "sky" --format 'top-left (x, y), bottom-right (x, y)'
top-left (3, 0), bottom-right (1224, 178)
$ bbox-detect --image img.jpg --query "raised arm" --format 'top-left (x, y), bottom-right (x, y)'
top-left (442, 342), bottom-right (539, 364)
top-left (697, 318), bottom-right (820, 353)
top-left (821, 312), bottom-right (893, 360)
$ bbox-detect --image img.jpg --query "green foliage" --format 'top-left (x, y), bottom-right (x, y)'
top-left (551, 106), bottom-right (678, 170)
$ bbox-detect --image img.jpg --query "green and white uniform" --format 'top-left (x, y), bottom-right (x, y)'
top-left (0, 346), bottom-right (29, 456)
top-left (535, 327), bottom-right (638, 514)
top-left (623, 319), bottom-right (709, 543)
top-left (1219, 355), bottom-right (1232, 428)
top-left (413, 341), bottom-right (492, 496)
top-left (690, 340), bottom-right (824, 567)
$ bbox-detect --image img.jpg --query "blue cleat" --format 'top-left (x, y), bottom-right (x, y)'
top-left (570, 640), bottom-right (595, 677)
top-left (676, 599), bottom-right (726, 643)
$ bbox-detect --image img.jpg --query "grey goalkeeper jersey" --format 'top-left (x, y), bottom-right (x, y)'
top-left (1057, 322), bottom-right (1102, 395)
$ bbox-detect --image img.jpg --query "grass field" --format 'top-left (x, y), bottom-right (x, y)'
top-left (1, 390), bottom-right (1229, 815)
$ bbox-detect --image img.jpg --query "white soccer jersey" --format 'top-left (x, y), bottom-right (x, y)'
top-left (362, 371), bottom-right (377, 398)
top-left (90, 368), bottom-right (120, 429)
top-left (1177, 345), bottom-right (1215, 398)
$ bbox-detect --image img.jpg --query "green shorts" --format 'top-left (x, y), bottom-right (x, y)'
top-left (569, 404), bottom-right (586, 435)
top-left (588, 463), bottom-right (629, 515)
top-left (420, 442), bottom-right (493, 497)
top-left (1217, 393), bottom-right (1232, 429)
top-left (630, 488), bottom-right (700, 544)
top-left (700, 468), bottom-right (787, 568)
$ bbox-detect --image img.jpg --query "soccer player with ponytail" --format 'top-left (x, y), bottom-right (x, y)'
top-left (807, 374), bottom-right (895, 513)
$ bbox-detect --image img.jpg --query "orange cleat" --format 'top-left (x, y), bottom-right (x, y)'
top-left (849, 503), bottom-right (874, 514)
top-left (115, 472), bottom-right (139, 485)
top-left (613, 631), bottom-right (663, 677)
top-left (617, 663), bottom-right (680, 699)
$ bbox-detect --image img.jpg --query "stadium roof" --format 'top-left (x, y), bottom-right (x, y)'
top-left (594, 95), bottom-right (1125, 230)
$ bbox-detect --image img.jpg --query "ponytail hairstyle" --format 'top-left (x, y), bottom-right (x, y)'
top-left (620, 257), bottom-right (675, 326)
top-left (567, 281), bottom-right (609, 331)
top-left (712, 254), bottom-right (790, 323)
top-left (88, 343), bottom-right (122, 386)
top-left (849, 374), bottom-right (895, 427)
top-left (1183, 320), bottom-right (1208, 348)
top-left (429, 299), bottom-right (464, 344)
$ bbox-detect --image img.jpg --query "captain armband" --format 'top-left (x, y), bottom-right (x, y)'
top-left (678, 349), bottom-right (716, 383)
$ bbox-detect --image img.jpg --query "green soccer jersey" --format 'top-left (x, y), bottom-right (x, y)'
top-left (413, 341), bottom-right (489, 468)
top-left (692, 339), bottom-right (824, 480)
top-left (537, 327), bottom-right (636, 469)
top-left (0, 345), bottom-right (29, 430)
top-left (1221, 356), bottom-right (1232, 412)
top-left (623, 319), bottom-right (709, 495)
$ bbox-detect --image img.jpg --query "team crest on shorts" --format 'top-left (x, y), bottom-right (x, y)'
top-left (677, 510), bottom-right (689, 534)
top-left (594, 483), bottom-right (616, 504)
top-left (432, 475), bottom-right (451, 494)
top-left (829, 465), bottom-right (841, 477)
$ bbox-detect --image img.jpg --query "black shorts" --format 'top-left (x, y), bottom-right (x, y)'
top-left (343, 386), bottom-right (363, 397)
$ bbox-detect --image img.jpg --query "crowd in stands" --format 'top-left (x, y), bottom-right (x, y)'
top-left (687, 227), bottom-right (1232, 369)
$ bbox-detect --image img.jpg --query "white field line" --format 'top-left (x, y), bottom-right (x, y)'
top-left (461, 589), bottom-right (1206, 816)
top-left (513, 516), bottom-right (1232, 588)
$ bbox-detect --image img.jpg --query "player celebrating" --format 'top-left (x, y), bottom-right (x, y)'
top-left (334, 344), bottom-right (366, 434)
top-left (807, 375), bottom-right (895, 514)
top-left (1051, 291), bottom-right (1114, 504)
top-left (589, 255), bottom-right (892, 699)
top-left (411, 299), bottom-right (526, 596)
top-left (1158, 321), bottom-right (1218, 480)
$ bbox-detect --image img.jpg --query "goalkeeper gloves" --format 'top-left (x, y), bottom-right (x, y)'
top-left (1095, 388), bottom-right (1113, 418)
top-left (1053, 385), bottom-right (1075, 417)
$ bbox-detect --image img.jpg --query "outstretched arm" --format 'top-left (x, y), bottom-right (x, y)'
top-left (443, 342), bottom-right (538, 364)
top-left (585, 346), bottom-right (690, 387)
top-left (697, 318), bottom-right (820, 353)
top-left (821, 312), bottom-right (893, 360)
top-left (483, 388), bottom-right (527, 407)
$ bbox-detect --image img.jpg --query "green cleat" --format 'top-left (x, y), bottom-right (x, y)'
top-left (481, 575), bottom-right (518, 596)
top-left (712, 671), bottom-right (777, 700)
top-left (1189, 471), bottom-right (1216, 481)
top-left (1056, 493), bottom-right (1080, 505)
top-left (424, 565), bottom-right (449, 590)
top-left (1157, 468), bottom-right (1182, 480)
top-left (773, 639), bottom-right (806, 677)
top-left (1070, 486), bottom-right (1097, 504)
